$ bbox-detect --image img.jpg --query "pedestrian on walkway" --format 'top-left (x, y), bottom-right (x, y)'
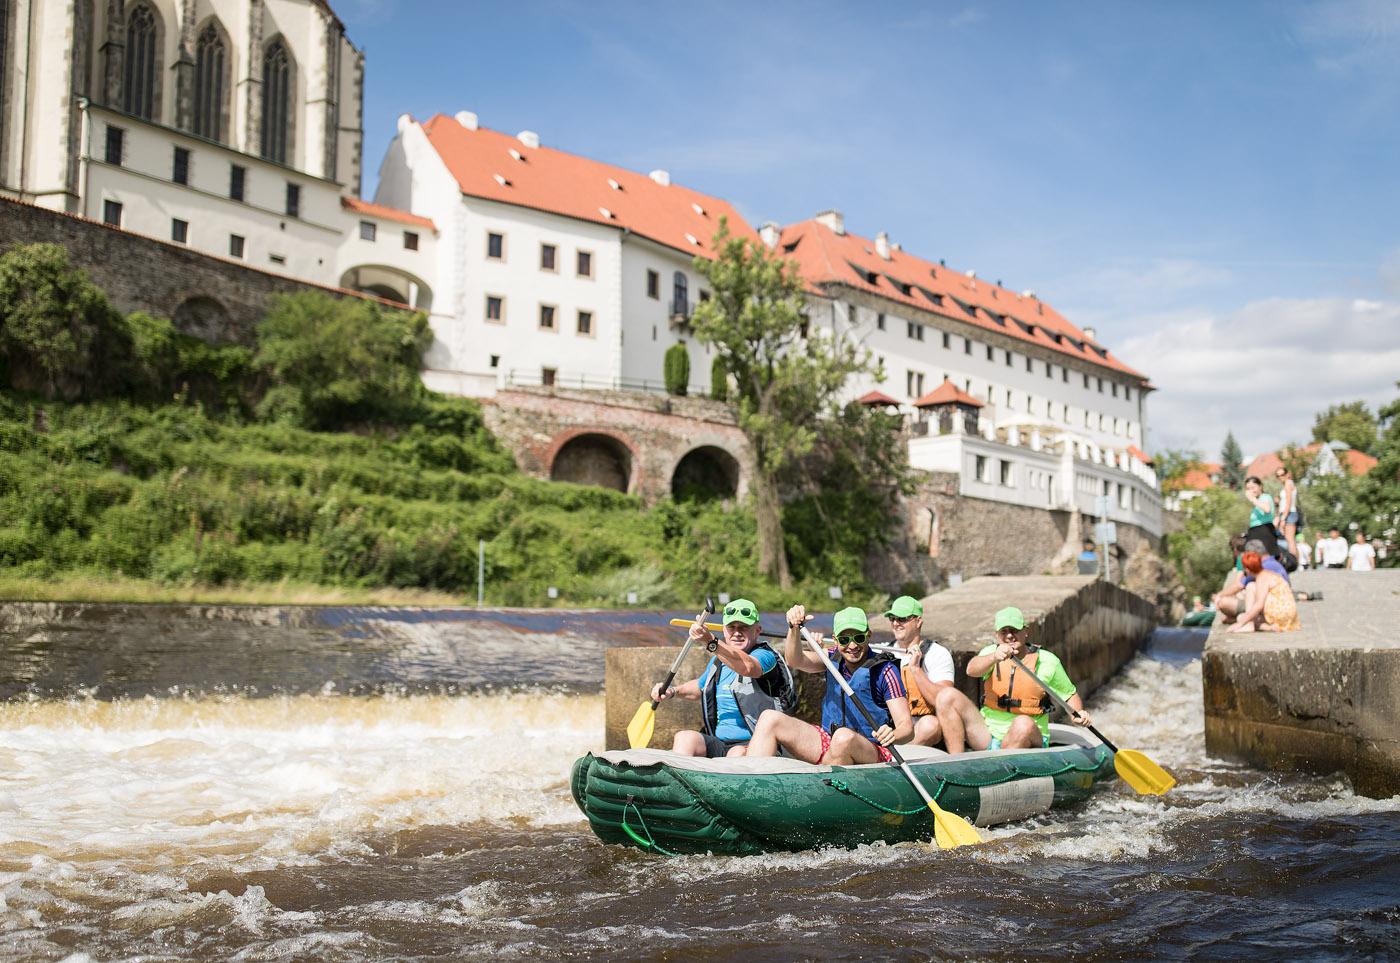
top-left (1347, 532), bottom-right (1377, 572)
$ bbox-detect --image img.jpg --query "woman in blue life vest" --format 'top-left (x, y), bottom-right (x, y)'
top-left (745, 603), bottom-right (913, 766)
top-left (649, 598), bottom-right (795, 758)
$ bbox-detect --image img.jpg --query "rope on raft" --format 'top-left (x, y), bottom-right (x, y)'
top-left (620, 795), bottom-right (679, 857)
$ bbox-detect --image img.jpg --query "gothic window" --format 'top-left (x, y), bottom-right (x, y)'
top-left (193, 22), bottom-right (227, 142)
top-left (1, 0), bottom-right (10, 155)
top-left (122, 3), bottom-right (159, 120)
top-left (261, 40), bottom-right (293, 164)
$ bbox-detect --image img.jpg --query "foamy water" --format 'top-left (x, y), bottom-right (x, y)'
top-left (2, 645), bottom-right (1398, 960)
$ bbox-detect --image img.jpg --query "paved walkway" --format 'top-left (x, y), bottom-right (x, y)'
top-left (1208, 568), bottom-right (1400, 652)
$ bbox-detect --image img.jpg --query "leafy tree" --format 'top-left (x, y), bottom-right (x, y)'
top-left (710, 354), bottom-right (728, 402)
top-left (1278, 443), bottom-right (1316, 484)
top-left (1167, 487), bottom-right (1250, 598)
top-left (1312, 401), bottom-right (1378, 454)
top-left (123, 311), bottom-right (252, 409)
top-left (663, 342), bottom-right (690, 396)
top-left (1153, 448), bottom-right (1202, 491)
top-left (1220, 431), bottom-right (1245, 489)
top-left (0, 243), bottom-right (121, 399)
top-left (691, 218), bottom-right (895, 588)
top-left (1353, 381), bottom-right (1400, 563)
top-left (253, 290), bottom-right (431, 429)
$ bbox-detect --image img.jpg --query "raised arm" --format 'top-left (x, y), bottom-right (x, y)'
top-left (966, 641), bottom-right (1011, 680)
top-left (783, 603), bottom-right (826, 674)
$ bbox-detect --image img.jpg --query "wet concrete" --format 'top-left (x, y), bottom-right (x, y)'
top-left (605, 575), bottom-right (1159, 750)
top-left (1203, 568), bottom-right (1400, 798)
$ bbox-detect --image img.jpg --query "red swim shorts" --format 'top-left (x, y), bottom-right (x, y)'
top-left (810, 723), bottom-right (893, 763)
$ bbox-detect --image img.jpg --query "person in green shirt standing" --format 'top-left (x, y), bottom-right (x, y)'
top-left (941, 606), bottom-right (1093, 751)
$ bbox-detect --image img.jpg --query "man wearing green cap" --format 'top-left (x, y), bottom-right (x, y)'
top-left (939, 605), bottom-right (1092, 752)
top-left (745, 603), bottom-right (913, 765)
top-left (650, 598), bottom-right (796, 757)
top-left (885, 595), bottom-right (956, 747)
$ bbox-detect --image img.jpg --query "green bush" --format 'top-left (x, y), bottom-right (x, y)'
top-left (664, 342), bottom-right (690, 396)
top-left (710, 354), bottom-right (728, 401)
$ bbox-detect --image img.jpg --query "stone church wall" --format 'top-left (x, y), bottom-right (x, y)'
top-left (0, 195), bottom-right (375, 343)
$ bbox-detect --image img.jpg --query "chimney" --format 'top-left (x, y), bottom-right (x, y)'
top-left (966, 269), bottom-right (977, 289)
top-left (815, 209), bottom-right (845, 235)
top-left (454, 110), bottom-right (479, 130)
top-left (875, 231), bottom-right (891, 260)
top-left (1083, 326), bottom-right (1097, 341)
top-left (396, 113), bottom-right (413, 134)
top-left (516, 130), bottom-right (540, 149)
top-left (759, 221), bottom-right (781, 248)
top-left (649, 169), bottom-right (671, 186)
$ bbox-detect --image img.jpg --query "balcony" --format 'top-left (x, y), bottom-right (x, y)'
top-left (669, 298), bottom-right (693, 326)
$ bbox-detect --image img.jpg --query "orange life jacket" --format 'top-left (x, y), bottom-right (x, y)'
top-left (900, 641), bottom-right (935, 717)
top-left (981, 650), bottom-right (1052, 716)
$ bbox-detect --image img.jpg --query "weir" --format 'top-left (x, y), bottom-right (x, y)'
top-left (604, 575), bottom-right (1158, 750)
top-left (1203, 568), bottom-right (1400, 798)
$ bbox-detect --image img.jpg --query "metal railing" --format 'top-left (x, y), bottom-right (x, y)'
top-left (503, 369), bottom-right (708, 397)
top-left (669, 298), bottom-right (692, 323)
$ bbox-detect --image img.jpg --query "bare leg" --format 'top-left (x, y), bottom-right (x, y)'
top-left (671, 730), bottom-right (706, 757)
top-left (1216, 594), bottom-right (1241, 620)
top-left (1283, 522), bottom-right (1298, 558)
top-left (725, 745), bottom-right (749, 756)
top-left (909, 713), bottom-right (943, 747)
top-left (999, 715), bottom-right (1042, 750)
top-left (824, 727), bottom-right (885, 766)
top-left (934, 687), bottom-right (992, 754)
top-left (746, 709), bottom-right (826, 763)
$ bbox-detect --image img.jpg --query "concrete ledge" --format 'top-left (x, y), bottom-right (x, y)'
top-left (1203, 569), bottom-right (1400, 798)
top-left (604, 575), bottom-right (1158, 750)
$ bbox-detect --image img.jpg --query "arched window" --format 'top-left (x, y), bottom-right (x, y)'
top-left (193, 21), bottom-right (227, 141)
top-left (260, 39), bottom-right (292, 163)
top-left (122, 2), bottom-right (159, 120)
top-left (671, 271), bottom-right (688, 315)
top-left (1, 0), bottom-right (10, 154)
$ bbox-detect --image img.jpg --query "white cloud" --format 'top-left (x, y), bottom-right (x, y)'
top-left (1119, 296), bottom-right (1400, 457)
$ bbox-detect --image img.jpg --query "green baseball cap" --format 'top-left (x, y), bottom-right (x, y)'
top-left (994, 606), bottom-right (1027, 631)
top-left (721, 598), bottom-right (759, 625)
top-left (832, 606), bottom-right (869, 637)
top-left (885, 595), bottom-right (923, 619)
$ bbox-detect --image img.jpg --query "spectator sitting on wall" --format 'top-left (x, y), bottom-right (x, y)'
top-left (1226, 552), bottom-right (1301, 633)
top-left (1347, 531), bottom-right (1377, 571)
top-left (1076, 540), bottom-right (1099, 575)
top-left (1215, 536), bottom-right (1290, 622)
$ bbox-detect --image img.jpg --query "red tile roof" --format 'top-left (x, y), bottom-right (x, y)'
top-left (418, 116), bottom-right (755, 257)
top-left (1128, 445), bottom-right (1153, 464)
top-left (1245, 443), bottom-right (1377, 479)
top-left (342, 196), bottom-right (436, 230)
top-left (856, 389), bottom-right (901, 407)
top-left (913, 377), bottom-right (985, 408)
top-left (776, 219), bottom-right (1148, 383)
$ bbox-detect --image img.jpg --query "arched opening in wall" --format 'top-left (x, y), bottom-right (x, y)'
top-left (173, 296), bottom-right (234, 343)
top-left (551, 434), bottom-right (632, 493)
top-left (671, 446), bottom-right (738, 502)
top-left (925, 507), bottom-right (940, 558)
top-left (340, 265), bottom-right (433, 312)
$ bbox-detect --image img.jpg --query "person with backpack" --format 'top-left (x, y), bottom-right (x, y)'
top-left (649, 598), bottom-right (795, 757)
top-left (745, 604), bottom-right (913, 765)
top-left (885, 595), bottom-right (956, 747)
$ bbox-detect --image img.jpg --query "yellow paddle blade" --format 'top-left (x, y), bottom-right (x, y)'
top-left (669, 618), bottom-right (724, 631)
top-left (626, 701), bottom-right (656, 750)
top-left (1114, 748), bottom-right (1176, 795)
top-left (928, 800), bottom-right (982, 849)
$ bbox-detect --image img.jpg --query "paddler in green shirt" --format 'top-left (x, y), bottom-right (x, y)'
top-left (940, 606), bottom-right (1093, 752)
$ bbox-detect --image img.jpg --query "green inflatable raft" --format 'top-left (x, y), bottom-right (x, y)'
top-left (571, 724), bottom-right (1117, 856)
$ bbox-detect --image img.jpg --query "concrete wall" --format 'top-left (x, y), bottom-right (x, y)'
top-left (1204, 568), bottom-right (1400, 798)
top-left (0, 193), bottom-right (385, 342)
top-left (604, 574), bottom-right (1159, 750)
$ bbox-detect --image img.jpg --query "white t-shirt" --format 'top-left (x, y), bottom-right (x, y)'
top-left (1319, 536), bottom-right (1348, 566)
top-left (900, 639), bottom-right (955, 685)
top-left (1349, 542), bottom-right (1377, 571)
top-left (1295, 542), bottom-right (1311, 568)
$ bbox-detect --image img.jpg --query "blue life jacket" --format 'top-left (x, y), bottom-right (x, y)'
top-left (820, 653), bottom-right (897, 741)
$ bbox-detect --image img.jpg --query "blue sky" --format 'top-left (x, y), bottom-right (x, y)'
top-left (341, 0), bottom-right (1400, 461)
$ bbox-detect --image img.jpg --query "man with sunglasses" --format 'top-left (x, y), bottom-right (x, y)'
top-left (885, 595), bottom-right (956, 747)
top-left (649, 598), bottom-right (795, 757)
top-left (745, 604), bottom-right (913, 765)
top-left (938, 606), bottom-right (1091, 752)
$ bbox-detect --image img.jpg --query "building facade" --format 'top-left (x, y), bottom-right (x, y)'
top-left (0, 0), bottom-right (434, 309)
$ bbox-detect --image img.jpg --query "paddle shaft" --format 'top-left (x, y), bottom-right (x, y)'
top-left (1005, 652), bottom-right (1119, 754)
top-left (650, 602), bottom-right (715, 709)
top-left (667, 618), bottom-right (786, 640)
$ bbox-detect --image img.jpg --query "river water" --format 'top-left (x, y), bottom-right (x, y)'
top-left (1, 619), bottom-right (1397, 961)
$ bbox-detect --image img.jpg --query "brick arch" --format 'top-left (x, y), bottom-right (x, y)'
top-left (668, 444), bottom-right (743, 501)
top-left (547, 428), bottom-right (639, 494)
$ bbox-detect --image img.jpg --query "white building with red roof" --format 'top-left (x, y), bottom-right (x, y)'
top-left (374, 110), bottom-right (748, 396)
